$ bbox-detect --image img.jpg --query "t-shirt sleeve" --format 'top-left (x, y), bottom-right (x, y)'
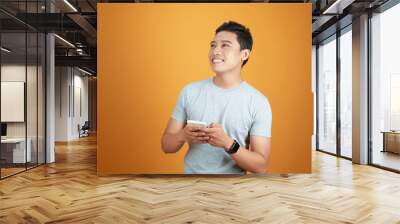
top-left (250, 96), bottom-right (272, 137)
top-left (171, 86), bottom-right (187, 123)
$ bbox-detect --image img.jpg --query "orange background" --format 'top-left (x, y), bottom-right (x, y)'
top-left (97, 3), bottom-right (312, 175)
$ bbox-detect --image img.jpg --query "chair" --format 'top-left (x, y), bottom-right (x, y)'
top-left (79, 121), bottom-right (90, 138)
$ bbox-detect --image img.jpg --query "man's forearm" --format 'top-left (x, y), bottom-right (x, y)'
top-left (161, 131), bottom-right (186, 153)
top-left (230, 147), bottom-right (269, 173)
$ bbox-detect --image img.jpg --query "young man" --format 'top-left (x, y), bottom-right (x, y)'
top-left (161, 21), bottom-right (272, 174)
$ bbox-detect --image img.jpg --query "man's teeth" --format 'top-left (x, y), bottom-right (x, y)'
top-left (213, 59), bottom-right (224, 63)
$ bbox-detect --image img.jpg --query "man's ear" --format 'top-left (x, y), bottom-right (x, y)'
top-left (241, 49), bottom-right (250, 61)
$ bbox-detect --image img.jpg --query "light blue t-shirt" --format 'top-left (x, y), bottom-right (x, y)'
top-left (172, 77), bottom-right (272, 174)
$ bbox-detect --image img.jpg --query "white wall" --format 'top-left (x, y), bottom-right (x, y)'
top-left (55, 67), bottom-right (70, 141)
top-left (1, 65), bottom-right (26, 136)
top-left (312, 45), bottom-right (316, 151)
top-left (72, 73), bottom-right (89, 138)
top-left (55, 67), bottom-right (89, 141)
top-left (88, 77), bottom-right (97, 132)
top-left (1, 65), bottom-right (39, 138)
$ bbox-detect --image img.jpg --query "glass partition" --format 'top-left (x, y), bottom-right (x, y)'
top-left (0, 1), bottom-right (46, 179)
top-left (1, 30), bottom-right (28, 177)
top-left (317, 35), bottom-right (337, 154)
top-left (371, 3), bottom-right (400, 171)
top-left (339, 27), bottom-right (352, 158)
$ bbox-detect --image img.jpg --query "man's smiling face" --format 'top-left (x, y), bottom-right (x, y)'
top-left (209, 31), bottom-right (249, 74)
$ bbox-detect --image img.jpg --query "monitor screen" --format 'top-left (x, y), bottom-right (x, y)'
top-left (1, 123), bottom-right (7, 137)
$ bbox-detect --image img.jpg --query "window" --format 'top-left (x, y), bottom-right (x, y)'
top-left (317, 35), bottom-right (337, 154)
top-left (339, 28), bottom-right (352, 158)
top-left (371, 2), bottom-right (400, 171)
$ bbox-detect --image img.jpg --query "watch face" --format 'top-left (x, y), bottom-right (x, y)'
top-left (228, 140), bottom-right (240, 154)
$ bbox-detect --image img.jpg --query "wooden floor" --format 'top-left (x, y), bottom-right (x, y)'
top-left (1, 167), bottom-right (26, 178)
top-left (1, 135), bottom-right (400, 223)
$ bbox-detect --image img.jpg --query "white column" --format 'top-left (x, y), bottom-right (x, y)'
top-left (352, 14), bottom-right (369, 164)
top-left (46, 32), bottom-right (55, 163)
top-left (45, 1), bottom-right (56, 163)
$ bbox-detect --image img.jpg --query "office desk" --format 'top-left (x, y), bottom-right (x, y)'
top-left (1, 138), bottom-right (32, 164)
top-left (381, 131), bottom-right (400, 154)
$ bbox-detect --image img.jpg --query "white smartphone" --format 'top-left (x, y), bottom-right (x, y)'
top-left (186, 120), bottom-right (207, 128)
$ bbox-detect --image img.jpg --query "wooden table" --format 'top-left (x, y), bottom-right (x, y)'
top-left (381, 131), bottom-right (400, 154)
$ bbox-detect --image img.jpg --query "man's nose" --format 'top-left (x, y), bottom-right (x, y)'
top-left (212, 47), bottom-right (222, 55)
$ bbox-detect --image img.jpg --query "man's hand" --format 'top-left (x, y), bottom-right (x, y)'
top-left (204, 123), bottom-right (233, 150)
top-left (183, 125), bottom-right (209, 144)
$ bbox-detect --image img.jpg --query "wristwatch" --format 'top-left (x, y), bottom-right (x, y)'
top-left (227, 140), bottom-right (240, 154)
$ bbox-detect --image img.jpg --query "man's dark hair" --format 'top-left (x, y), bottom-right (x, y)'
top-left (215, 21), bottom-right (253, 67)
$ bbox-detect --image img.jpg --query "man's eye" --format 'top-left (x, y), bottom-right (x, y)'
top-left (222, 44), bottom-right (229, 47)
